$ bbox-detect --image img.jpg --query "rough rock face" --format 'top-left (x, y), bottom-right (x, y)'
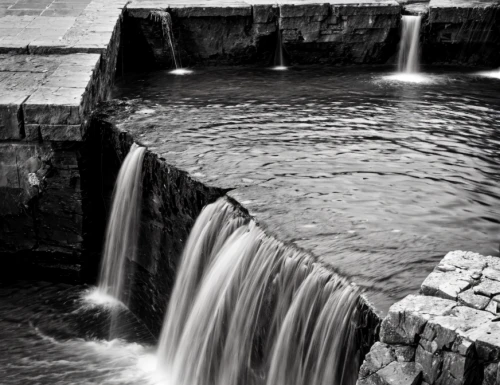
top-left (357, 251), bottom-right (500, 385)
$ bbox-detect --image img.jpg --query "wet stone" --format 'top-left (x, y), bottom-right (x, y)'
top-left (376, 361), bottom-right (422, 385)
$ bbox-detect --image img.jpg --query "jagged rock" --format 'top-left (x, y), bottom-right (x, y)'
top-left (359, 342), bottom-right (396, 379)
top-left (483, 363), bottom-right (499, 385)
top-left (415, 345), bottom-right (443, 384)
top-left (467, 322), bottom-right (500, 362)
top-left (441, 351), bottom-right (466, 380)
top-left (422, 306), bottom-right (493, 351)
top-left (394, 345), bottom-right (416, 362)
top-left (485, 300), bottom-right (498, 315)
top-left (380, 295), bottom-right (456, 345)
top-left (458, 289), bottom-right (490, 310)
top-left (474, 279), bottom-right (500, 297)
top-left (376, 361), bottom-right (422, 385)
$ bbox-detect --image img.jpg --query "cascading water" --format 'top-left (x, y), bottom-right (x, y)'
top-left (273, 19), bottom-right (287, 70)
top-left (96, 143), bottom-right (146, 305)
top-left (156, 198), bottom-right (362, 385)
top-left (150, 11), bottom-right (192, 75)
top-left (398, 15), bottom-right (422, 73)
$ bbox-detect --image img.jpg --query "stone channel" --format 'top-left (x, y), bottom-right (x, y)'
top-left (0, 0), bottom-right (499, 384)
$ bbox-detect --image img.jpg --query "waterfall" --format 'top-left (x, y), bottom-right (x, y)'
top-left (97, 143), bottom-right (146, 304)
top-left (398, 15), bottom-right (421, 73)
top-left (156, 198), bottom-right (362, 385)
top-left (150, 11), bottom-right (192, 74)
top-left (151, 11), bottom-right (179, 69)
top-left (273, 19), bottom-right (287, 70)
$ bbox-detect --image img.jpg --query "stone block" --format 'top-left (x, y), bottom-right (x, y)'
top-left (252, 4), bottom-right (276, 24)
top-left (483, 267), bottom-right (500, 282)
top-left (422, 306), bottom-right (493, 351)
top-left (474, 279), bottom-right (500, 297)
top-left (421, 270), bottom-right (475, 300)
top-left (25, 124), bottom-right (82, 142)
top-left (280, 3), bottom-right (330, 19)
top-left (23, 86), bottom-right (85, 125)
top-left (0, 98), bottom-right (23, 140)
top-left (380, 295), bottom-right (456, 345)
top-left (441, 351), bottom-right (466, 380)
top-left (415, 345), bottom-right (443, 384)
top-left (440, 250), bottom-right (488, 271)
top-left (359, 342), bottom-right (396, 379)
top-left (458, 289), bottom-right (490, 310)
top-left (376, 361), bottom-right (422, 385)
top-left (394, 345), bottom-right (416, 362)
top-left (483, 363), bottom-right (499, 385)
top-left (467, 322), bottom-right (500, 362)
top-left (169, 4), bottom-right (252, 18)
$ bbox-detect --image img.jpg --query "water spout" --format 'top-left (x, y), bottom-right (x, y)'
top-left (97, 143), bottom-right (146, 304)
top-left (398, 15), bottom-right (421, 73)
top-left (273, 19), bottom-right (287, 70)
top-left (156, 198), bottom-right (362, 385)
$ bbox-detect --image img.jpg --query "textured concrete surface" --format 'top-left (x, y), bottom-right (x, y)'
top-left (358, 251), bottom-right (500, 385)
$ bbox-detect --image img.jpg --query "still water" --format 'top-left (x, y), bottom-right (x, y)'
top-left (113, 66), bottom-right (500, 312)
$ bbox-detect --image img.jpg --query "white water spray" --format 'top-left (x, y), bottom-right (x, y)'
top-left (97, 144), bottom-right (146, 304)
top-left (156, 198), bottom-right (362, 385)
top-left (398, 15), bottom-right (421, 73)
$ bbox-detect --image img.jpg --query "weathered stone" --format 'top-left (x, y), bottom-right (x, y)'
top-left (474, 279), bottom-right (500, 297)
top-left (376, 361), bottom-right (422, 385)
top-left (421, 270), bottom-right (472, 300)
top-left (483, 267), bottom-right (500, 282)
top-left (467, 322), bottom-right (500, 362)
top-left (483, 363), bottom-right (499, 385)
top-left (442, 351), bottom-right (466, 380)
top-left (25, 124), bottom-right (83, 142)
top-left (380, 295), bottom-right (456, 345)
top-left (458, 289), bottom-right (490, 310)
top-left (485, 300), bottom-right (498, 315)
top-left (422, 306), bottom-right (493, 351)
top-left (415, 345), bottom-right (443, 384)
top-left (394, 345), bottom-right (416, 362)
top-left (440, 250), bottom-right (488, 271)
top-left (359, 342), bottom-right (396, 379)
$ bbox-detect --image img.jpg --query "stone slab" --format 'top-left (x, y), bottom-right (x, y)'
top-left (0, 53), bottom-right (99, 140)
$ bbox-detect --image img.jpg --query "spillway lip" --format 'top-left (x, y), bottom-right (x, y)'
top-left (379, 73), bottom-right (440, 84)
top-left (169, 68), bottom-right (193, 75)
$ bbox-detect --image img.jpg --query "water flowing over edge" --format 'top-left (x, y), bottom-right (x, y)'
top-left (156, 197), bottom-right (363, 385)
top-left (97, 143), bottom-right (146, 305)
top-left (398, 15), bottom-right (421, 73)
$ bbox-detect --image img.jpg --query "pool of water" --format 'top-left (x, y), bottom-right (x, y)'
top-left (0, 281), bottom-right (158, 385)
top-left (112, 65), bottom-right (500, 313)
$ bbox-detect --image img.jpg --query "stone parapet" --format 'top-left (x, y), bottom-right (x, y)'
top-left (357, 251), bottom-right (500, 385)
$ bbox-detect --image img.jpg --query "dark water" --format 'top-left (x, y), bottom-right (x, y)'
top-left (113, 66), bottom-right (500, 312)
top-left (0, 281), bottom-right (157, 385)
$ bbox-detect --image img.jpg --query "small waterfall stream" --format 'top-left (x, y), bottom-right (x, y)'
top-left (151, 11), bottom-right (192, 75)
top-left (97, 144), bottom-right (146, 304)
top-left (274, 19), bottom-right (286, 70)
top-left (156, 198), bottom-right (362, 385)
top-left (398, 15), bottom-right (422, 73)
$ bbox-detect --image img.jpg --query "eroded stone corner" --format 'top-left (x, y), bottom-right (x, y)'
top-left (357, 251), bottom-right (500, 385)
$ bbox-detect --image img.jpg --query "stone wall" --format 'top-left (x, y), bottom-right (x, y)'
top-left (124, 0), bottom-right (401, 67)
top-left (423, 0), bottom-right (500, 66)
top-left (357, 251), bottom-right (500, 385)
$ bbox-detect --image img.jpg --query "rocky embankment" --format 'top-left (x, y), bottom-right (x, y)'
top-left (357, 251), bottom-right (500, 385)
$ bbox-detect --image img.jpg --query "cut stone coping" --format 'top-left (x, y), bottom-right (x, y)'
top-left (0, 53), bottom-right (101, 141)
top-left (0, 0), bottom-right (127, 54)
top-left (358, 250), bottom-right (500, 385)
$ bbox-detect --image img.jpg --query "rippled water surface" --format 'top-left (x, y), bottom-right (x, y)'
top-left (0, 281), bottom-right (157, 385)
top-left (113, 66), bottom-right (500, 312)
